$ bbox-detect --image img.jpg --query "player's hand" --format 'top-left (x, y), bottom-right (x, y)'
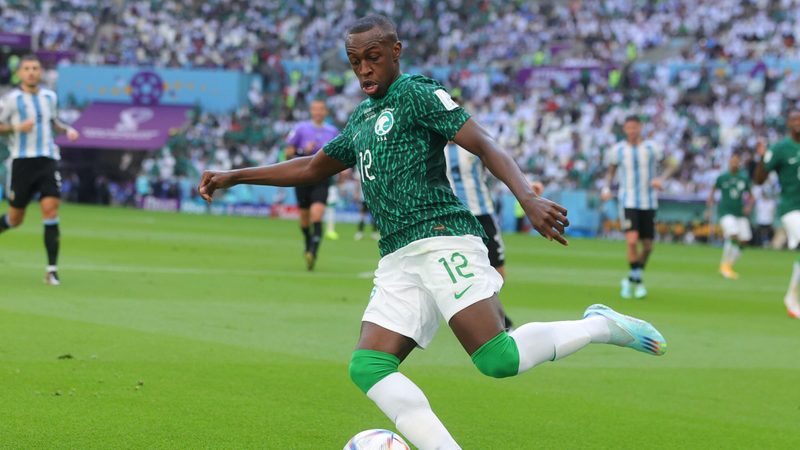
top-left (756, 138), bottom-right (767, 156)
top-left (305, 141), bottom-right (316, 152)
top-left (198, 170), bottom-right (235, 203)
top-left (521, 196), bottom-right (570, 246)
top-left (66, 127), bottom-right (79, 141)
top-left (15, 119), bottom-right (34, 133)
top-left (651, 178), bottom-right (663, 190)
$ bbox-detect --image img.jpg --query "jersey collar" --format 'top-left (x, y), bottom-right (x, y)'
top-left (369, 73), bottom-right (408, 105)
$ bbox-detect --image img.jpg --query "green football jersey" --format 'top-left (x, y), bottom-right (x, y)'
top-left (764, 137), bottom-right (800, 216)
top-left (714, 171), bottom-right (750, 217)
top-left (323, 74), bottom-right (486, 256)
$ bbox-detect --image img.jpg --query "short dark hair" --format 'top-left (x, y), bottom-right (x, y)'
top-left (20, 54), bottom-right (41, 64)
top-left (624, 115), bottom-right (641, 123)
top-left (347, 15), bottom-right (398, 43)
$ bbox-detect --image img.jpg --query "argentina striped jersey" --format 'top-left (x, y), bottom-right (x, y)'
top-left (444, 143), bottom-right (494, 216)
top-left (607, 140), bottom-right (663, 210)
top-left (0, 88), bottom-right (61, 160)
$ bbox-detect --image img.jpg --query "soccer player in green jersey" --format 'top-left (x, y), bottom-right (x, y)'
top-left (708, 154), bottom-right (753, 279)
top-left (755, 109), bottom-right (800, 318)
top-left (198, 15), bottom-right (667, 449)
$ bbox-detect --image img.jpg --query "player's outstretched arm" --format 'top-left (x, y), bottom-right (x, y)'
top-left (652, 156), bottom-right (679, 190)
top-left (52, 118), bottom-right (79, 141)
top-left (198, 151), bottom-right (348, 203)
top-left (453, 118), bottom-right (570, 246)
top-left (706, 186), bottom-right (716, 207)
top-left (753, 139), bottom-right (769, 185)
top-left (0, 119), bottom-right (34, 135)
top-left (601, 164), bottom-right (617, 201)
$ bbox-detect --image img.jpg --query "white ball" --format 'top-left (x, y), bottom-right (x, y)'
top-left (343, 429), bottom-right (411, 450)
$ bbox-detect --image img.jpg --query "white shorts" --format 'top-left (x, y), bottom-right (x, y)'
top-left (327, 185), bottom-right (339, 206)
top-left (362, 235), bottom-right (504, 349)
top-left (720, 215), bottom-right (752, 241)
top-left (782, 211), bottom-right (800, 249)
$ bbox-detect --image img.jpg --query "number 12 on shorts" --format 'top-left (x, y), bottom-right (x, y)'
top-left (438, 252), bottom-right (474, 283)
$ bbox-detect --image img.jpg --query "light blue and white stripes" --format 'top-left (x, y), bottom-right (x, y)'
top-left (607, 140), bottom-right (663, 210)
top-left (0, 88), bottom-right (61, 160)
top-left (444, 143), bottom-right (494, 216)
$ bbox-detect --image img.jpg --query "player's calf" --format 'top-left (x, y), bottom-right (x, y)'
top-left (349, 349), bottom-right (461, 449)
top-left (0, 213), bottom-right (23, 233)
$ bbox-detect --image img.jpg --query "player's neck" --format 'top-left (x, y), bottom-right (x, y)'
top-left (312, 120), bottom-right (324, 127)
top-left (20, 84), bottom-right (39, 94)
top-left (791, 132), bottom-right (800, 143)
top-left (627, 137), bottom-right (643, 146)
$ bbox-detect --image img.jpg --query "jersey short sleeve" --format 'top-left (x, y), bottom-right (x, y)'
top-left (651, 141), bottom-right (664, 160)
top-left (47, 90), bottom-right (58, 115)
top-left (763, 143), bottom-right (783, 173)
top-left (714, 175), bottom-right (722, 190)
top-left (605, 143), bottom-right (620, 166)
top-left (0, 93), bottom-right (12, 123)
top-left (321, 121), bottom-right (356, 167)
top-left (411, 85), bottom-right (470, 141)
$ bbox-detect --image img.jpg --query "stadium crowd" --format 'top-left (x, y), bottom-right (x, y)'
top-left (1, 0), bottom-right (798, 213)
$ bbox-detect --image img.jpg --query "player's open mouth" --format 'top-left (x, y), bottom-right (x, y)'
top-left (362, 80), bottom-right (379, 95)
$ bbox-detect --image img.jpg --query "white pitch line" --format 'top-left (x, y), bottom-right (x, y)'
top-left (3, 262), bottom-right (365, 279)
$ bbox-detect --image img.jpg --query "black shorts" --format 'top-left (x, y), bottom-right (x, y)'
top-left (476, 214), bottom-right (505, 268)
top-left (294, 181), bottom-right (329, 209)
top-left (7, 157), bottom-right (61, 208)
top-left (623, 208), bottom-right (656, 240)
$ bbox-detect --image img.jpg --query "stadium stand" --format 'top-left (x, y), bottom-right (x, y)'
top-left (1, 0), bottom-right (797, 237)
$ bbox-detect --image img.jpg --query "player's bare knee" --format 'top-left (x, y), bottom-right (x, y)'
top-left (7, 213), bottom-right (24, 227)
top-left (471, 332), bottom-right (519, 378)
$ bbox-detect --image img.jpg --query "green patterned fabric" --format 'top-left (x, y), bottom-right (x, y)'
top-left (324, 74), bottom-right (486, 256)
top-left (714, 171), bottom-right (750, 217)
top-left (764, 138), bottom-right (800, 216)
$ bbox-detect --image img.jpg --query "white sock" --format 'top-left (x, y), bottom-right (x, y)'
top-left (722, 239), bottom-right (732, 264)
top-left (47, 265), bottom-right (57, 273)
top-left (730, 244), bottom-right (741, 264)
top-left (325, 207), bottom-right (336, 233)
top-left (784, 262), bottom-right (800, 315)
top-left (787, 262), bottom-right (800, 299)
top-left (367, 373), bottom-right (462, 450)
top-left (510, 316), bottom-right (610, 373)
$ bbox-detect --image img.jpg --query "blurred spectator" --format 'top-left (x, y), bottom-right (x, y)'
top-left (2, 0), bottom-right (800, 217)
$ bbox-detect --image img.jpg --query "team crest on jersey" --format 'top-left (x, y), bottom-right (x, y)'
top-left (374, 110), bottom-right (395, 136)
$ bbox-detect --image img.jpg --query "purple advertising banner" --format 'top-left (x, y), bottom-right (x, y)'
top-left (0, 32), bottom-right (32, 49)
top-left (515, 65), bottom-right (611, 88)
top-left (36, 50), bottom-right (77, 65)
top-left (56, 102), bottom-right (191, 150)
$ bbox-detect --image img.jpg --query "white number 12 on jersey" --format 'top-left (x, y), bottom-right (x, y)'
top-left (359, 149), bottom-right (376, 181)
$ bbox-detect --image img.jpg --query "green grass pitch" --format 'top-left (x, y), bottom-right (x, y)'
top-left (1, 203), bottom-right (798, 449)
